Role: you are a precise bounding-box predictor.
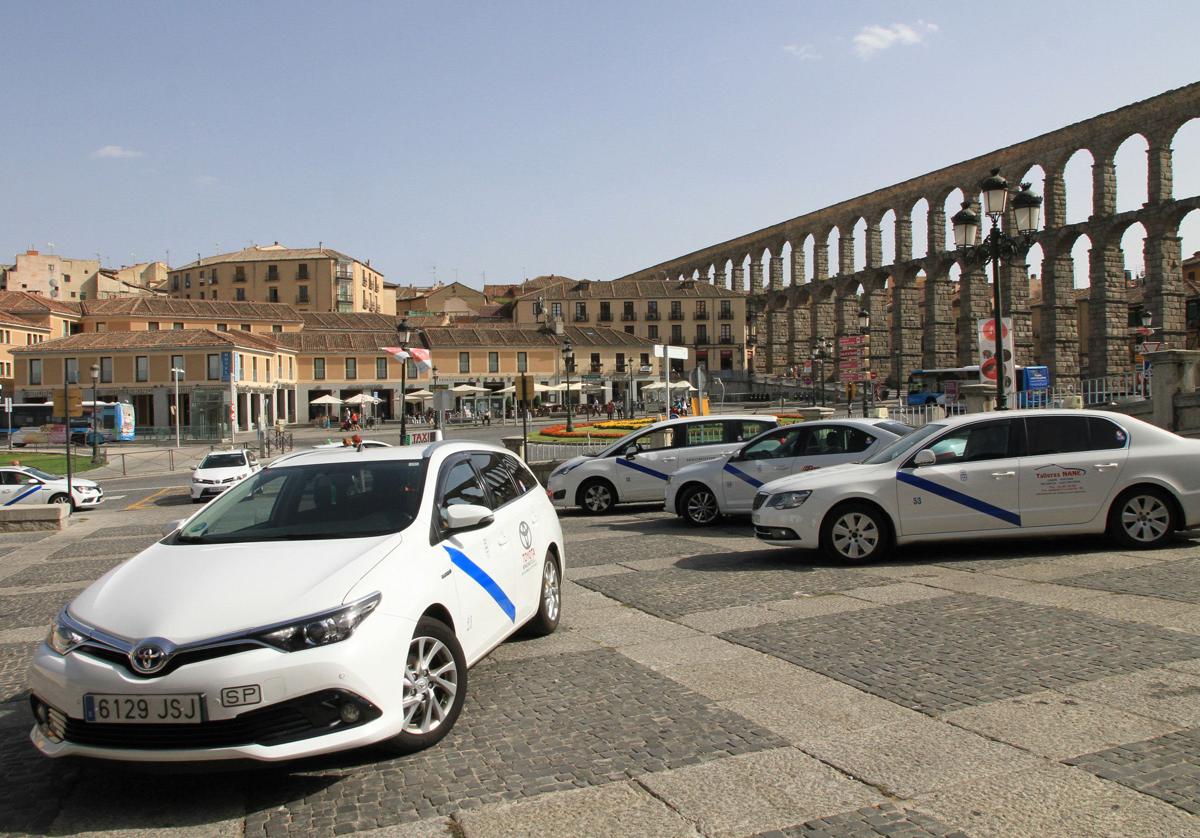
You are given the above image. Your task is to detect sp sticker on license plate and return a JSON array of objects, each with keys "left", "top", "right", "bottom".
[{"left": 219, "top": 684, "right": 262, "bottom": 707}]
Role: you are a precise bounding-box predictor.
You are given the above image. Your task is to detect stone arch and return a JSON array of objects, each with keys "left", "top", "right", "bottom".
[
  {"left": 1113, "top": 133, "right": 1150, "bottom": 214},
  {"left": 1063, "top": 147, "right": 1096, "bottom": 224},
  {"left": 1172, "top": 117, "right": 1200, "bottom": 202},
  {"left": 852, "top": 217, "right": 869, "bottom": 272},
  {"left": 781, "top": 240, "right": 794, "bottom": 288},
  {"left": 826, "top": 226, "right": 842, "bottom": 278},
  {"left": 909, "top": 198, "right": 930, "bottom": 259},
  {"left": 801, "top": 232, "right": 817, "bottom": 282},
  {"left": 878, "top": 208, "right": 897, "bottom": 267},
  {"left": 941, "top": 187, "right": 969, "bottom": 252},
  {"left": 1016, "top": 163, "right": 1048, "bottom": 229}
]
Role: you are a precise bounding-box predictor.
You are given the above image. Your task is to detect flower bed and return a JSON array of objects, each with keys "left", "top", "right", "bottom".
[{"left": 538, "top": 417, "right": 655, "bottom": 440}]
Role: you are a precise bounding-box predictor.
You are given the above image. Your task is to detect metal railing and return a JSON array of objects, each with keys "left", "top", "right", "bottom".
[{"left": 525, "top": 439, "right": 610, "bottom": 461}]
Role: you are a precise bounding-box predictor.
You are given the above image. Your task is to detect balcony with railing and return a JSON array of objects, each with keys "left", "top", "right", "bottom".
[
  {"left": 335, "top": 266, "right": 354, "bottom": 280},
  {"left": 694, "top": 309, "right": 708, "bottom": 319},
  {"left": 598, "top": 312, "right": 613, "bottom": 322},
  {"left": 719, "top": 337, "right": 735, "bottom": 344},
  {"left": 621, "top": 312, "right": 637, "bottom": 321},
  {"left": 668, "top": 310, "right": 684, "bottom": 321},
  {"left": 590, "top": 363, "right": 603, "bottom": 374},
  {"left": 718, "top": 309, "right": 734, "bottom": 320},
  {"left": 645, "top": 310, "right": 660, "bottom": 321},
  {"left": 573, "top": 313, "right": 589, "bottom": 322},
  {"left": 295, "top": 294, "right": 310, "bottom": 305}
]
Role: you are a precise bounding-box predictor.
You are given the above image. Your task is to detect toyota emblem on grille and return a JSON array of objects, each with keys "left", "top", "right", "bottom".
[
  {"left": 519, "top": 521, "right": 533, "bottom": 549},
  {"left": 131, "top": 642, "right": 169, "bottom": 674}
]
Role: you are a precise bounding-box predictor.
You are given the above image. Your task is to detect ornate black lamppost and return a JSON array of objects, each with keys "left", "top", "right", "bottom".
[
  {"left": 858, "top": 309, "right": 871, "bottom": 416},
  {"left": 951, "top": 170, "right": 1043, "bottom": 410},
  {"left": 562, "top": 336, "right": 575, "bottom": 433}
]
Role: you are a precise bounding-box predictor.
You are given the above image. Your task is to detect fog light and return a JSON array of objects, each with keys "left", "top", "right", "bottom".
[
  {"left": 32, "top": 699, "right": 48, "bottom": 724},
  {"left": 339, "top": 702, "right": 361, "bottom": 724}
]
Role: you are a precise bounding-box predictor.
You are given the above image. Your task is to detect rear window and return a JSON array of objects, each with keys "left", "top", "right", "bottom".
[
  {"left": 684, "top": 422, "right": 725, "bottom": 446},
  {"left": 1088, "top": 416, "right": 1129, "bottom": 450},
  {"left": 878, "top": 421, "right": 915, "bottom": 437},
  {"left": 1025, "top": 416, "right": 1094, "bottom": 456}
]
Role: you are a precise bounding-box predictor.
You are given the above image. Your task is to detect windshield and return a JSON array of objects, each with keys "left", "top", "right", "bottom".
[
  {"left": 199, "top": 453, "right": 247, "bottom": 469},
  {"left": 861, "top": 423, "right": 945, "bottom": 465},
  {"left": 176, "top": 459, "right": 426, "bottom": 544},
  {"left": 24, "top": 467, "right": 59, "bottom": 481}
]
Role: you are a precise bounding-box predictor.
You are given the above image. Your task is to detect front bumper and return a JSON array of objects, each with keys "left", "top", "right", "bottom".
[
  {"left": 751, "top": 504, "right": 819, "bottom": 547},
  {"left": 28, "top": 611, "right": 413, "bottom": 762},
  {"left": 73, "top": 490, "right": 104, "bottom": 508},
  {"left": 190, "top": 482, "right": 234, "bottom": 500}
]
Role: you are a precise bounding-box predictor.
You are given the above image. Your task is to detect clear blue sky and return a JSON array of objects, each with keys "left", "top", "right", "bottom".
[{"left": 2, "top": 1, "right": 1197, "bottom": 288}]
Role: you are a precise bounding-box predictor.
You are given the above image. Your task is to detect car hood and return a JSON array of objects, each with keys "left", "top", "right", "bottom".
[
  {"left": 68, "top": 535, "right": 398, "bottom": 644},
  {"left": 193, "top": 466, "right": 250, "bottom": 481},
  {"left": 758, "top": 461, "right": 880, "bottom": 495},
  {"left": 550, "top": 455, "right": 595, "bottom": 477}
]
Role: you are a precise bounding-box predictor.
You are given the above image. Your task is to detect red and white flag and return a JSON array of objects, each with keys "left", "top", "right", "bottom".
[{"left": 382, "top": 346, "right": 432, "bottom": 372}]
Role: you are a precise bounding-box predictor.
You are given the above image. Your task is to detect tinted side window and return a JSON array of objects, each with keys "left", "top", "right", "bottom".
[
  {"left": 928, "top": 420, "right": 1013, "bottom": 464},
  {"left": 0, "top": 472, "right": 20, "bottom": 485},
  {"left": 1025, "top": 416, "right": 1093, "bottom": 456},
  {"left": 471, "top": 453, "right": 521, "bottom": 508},
  {"left": 630, "top": 427, "right": 675, "bottom": 452},
  {"left": 684, "top": 422, "right": 725, "bottom": 447},
  {"left": 742, "top": 427, "right": 804, "bottom": 460},
  {"left": 507, "top": 457, "right": 540, "bottom": 494},
  {"left": 1088, "top": 417, "right": 1129, "bottom": 450},
  {"left": 440, "top": 460, "right": 487, "bottom": 508}
]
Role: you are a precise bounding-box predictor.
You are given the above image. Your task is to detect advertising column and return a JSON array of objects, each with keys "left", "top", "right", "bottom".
[{"left": 976, "top": 317, "right": 1016, "bottom": 403}]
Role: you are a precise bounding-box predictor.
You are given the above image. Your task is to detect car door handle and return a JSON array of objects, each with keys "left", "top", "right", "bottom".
[
  {"left": 991, "top": 471, "right": 1015, "bottom": 479},
  {"left": 1094, "top": 462, "right": 1119, "bottom": 471},
  {"left": 660, "top": 456, "right": 676, "bottom": 463}
]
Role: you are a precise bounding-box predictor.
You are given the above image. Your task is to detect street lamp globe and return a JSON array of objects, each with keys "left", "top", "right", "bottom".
[
  {"left": 1012, "top": 182, "right": 1043, "bottom": 234},
  {"left": 1141, "top": 309, "right": 1153, "bottom": 329},
  {"left": 951, "top": 202, "right": 980, "bottom": 249},
  {"left": 90, "top": 364, "right": 99, "bottom": 383},
  {"left": 396, "top": 317, "right": 411, "bottom": 345},
  {"left": 857, "top": 308, "right": 871, "bottom": 334},
  {"left": 981, "top": 168, "right": 1010, "bottom": 217}
]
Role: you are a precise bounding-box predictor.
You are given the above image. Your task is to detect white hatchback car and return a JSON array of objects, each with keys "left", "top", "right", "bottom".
[
  {"left": 665, "top": 418, "right": 913, "bottom": 526},
  {"left": 189, "top": 449, "right": 261, "bottom": 502},
  {"left": 29, "top": 441, "right": 564, "bottom": 762},
  {"left": 0, "top": 466, "right": 103, "bottom": 511},
  {"left": 545, "top": 414, "right": 778, "bottom": 514},
  {"left": 752, "top": 409, "right": 1200, "bottom": 563}
]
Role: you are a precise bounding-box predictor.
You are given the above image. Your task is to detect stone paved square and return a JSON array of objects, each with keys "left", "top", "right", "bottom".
[
  {"left": 47, "top": 535, "right": 160, "bottom": 561},
  {"left": 577, "top": 551, "right": 887, "bottom": 618},
  {"left": 0, "top": 642, "right": 36, "bottom": 702},
  {"left": 752, "top": 802, "right": 971, "bottom": 838},
  {"left": 723, "top": 594, "right": 1200, "bottom": 713},
  {"left": 1066, "top": 727, "right": 1200, "bottom": 815},
  {"left": 88, "top": 525, "right": 168, "bottom": 539},
  {"left": 0, "top": 557, "right": 126, "bottom": 588},
  {"left": 0, "top": 589, "right": 82, "bottom": 632},
  {"left": 568, "top": 533, "right": 715, "bottom": 568},
  {"left": 242, "top": 649, "right": 787, "bottom": 834},
  {"left": 1058, "top": 557, "right": 1200, "bottom": 605}
]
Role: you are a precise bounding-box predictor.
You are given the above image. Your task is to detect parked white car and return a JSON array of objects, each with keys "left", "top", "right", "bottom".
[
  {"left": 189, "top": 450, "right": 261, "bottom": 502},
  {"left": 545, "top": 414, "right": 778, "bottom": 514},
  {"left": 665, "top": 418, "right": 913, "bottom": 526},
  {"left": 0, "top": 466, "right": 103, "bottom": 511},
  {"left": 29, "top": 441, "right": 564, "bottom": 762},
  {"left": 752, "top": 409, "right": 1200, "bottom": 563}
]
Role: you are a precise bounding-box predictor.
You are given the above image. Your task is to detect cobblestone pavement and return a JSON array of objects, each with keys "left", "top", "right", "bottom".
[{"left": 0, "top": 502, "right": 1199, "bottom": 836}]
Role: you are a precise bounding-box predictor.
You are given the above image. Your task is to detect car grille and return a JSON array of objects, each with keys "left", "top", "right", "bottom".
[
  {"left": 752, "top": 492, "right": 768, "bottom": 511},
  {"left": 77, "top": 642, "right": 264, "bottom": 678},
  {"left": 56, "top": 689, "right": 380, "bottom": 750}
]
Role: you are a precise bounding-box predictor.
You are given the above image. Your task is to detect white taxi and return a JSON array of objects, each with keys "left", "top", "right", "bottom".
[
  {"left": 665, "top": 418, "right": 912, "bottom": 526},
  {"left": 545, "top": 414, "right": 778, "bottom": 514},
  {"left": 28, "top": 441, "right": 564, "bottom": 762},
  {"left": 0, "top": 466, "right": 104, "bottom": 511},
  {"left": 189, "top": 449, "right": 261, "bottom": 502},
  {"left": 752, "top": 409, "right": 1200, "bottom": 563}
]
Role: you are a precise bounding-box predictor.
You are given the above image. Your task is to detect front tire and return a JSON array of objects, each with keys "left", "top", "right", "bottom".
[
  {"left": 382, "top": 617, "right": 467, "bottom": 755},
  {"left": 526, "top": 554, "right": 561, "bottom": 636},
  {"left": 820, "top": 502, "right": 890, "bottom": 564},
  {"left": 679, "top": 483, "right": 721, "bottom": 527},
  {"left": 48, "top": 494, "right": 75, "bottom": 512},
  {"left": 1109, "top": 487, "right": 1176, "bottom": 549},
  {"left": 577, "top": 478, "right": 616, "bottom": 515}
]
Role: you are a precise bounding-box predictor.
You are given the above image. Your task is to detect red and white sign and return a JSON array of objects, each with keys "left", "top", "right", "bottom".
[
  {"left": 977, "top": 318, "right": 1017, "bottom": 401},
  {"left": 382, "top": 346, "right": 433, "bottom": 373}
]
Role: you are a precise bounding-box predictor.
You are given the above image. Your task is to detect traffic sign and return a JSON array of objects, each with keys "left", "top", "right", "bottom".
[
  {"left": 1142, "top": 341, "right": 1163, "bottom": 352},
  {"left": 515, "top": 374, "right": 536, "bottom": 403},
  {"left": 52, "top": 391, "right": 83, "bottom": 418}
]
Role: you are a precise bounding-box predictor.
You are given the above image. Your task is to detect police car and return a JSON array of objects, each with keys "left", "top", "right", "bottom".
[
  {"left": 665, "top": 418, "right": 912, "bottom": 526},
  {"left": 752, "top": 409, "right": 1200, "bottom": 563},
  {"left": 29, "top": 440, "right": 564, "bottom": 762},
  {"left": 545, "top": 414, "right": 778, "bottom": 514}
]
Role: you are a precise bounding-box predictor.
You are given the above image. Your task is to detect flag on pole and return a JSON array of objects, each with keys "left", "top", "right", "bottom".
[{"left": 382, "top": 346, "right": 432, "bottom": 373}]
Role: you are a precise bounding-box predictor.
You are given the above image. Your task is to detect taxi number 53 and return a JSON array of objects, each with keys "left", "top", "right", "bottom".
[{"left": 912, "top": 496, "right": 923, "bottom": 505}]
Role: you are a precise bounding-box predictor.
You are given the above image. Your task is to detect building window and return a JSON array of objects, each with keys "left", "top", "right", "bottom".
[
  {"left": 696, "top": 325, "right": 708, "bottom": 344},
  {"left": 173, "top": 322, "right": 184, "bottom": 330},
  {"left": 624, "top": 326, "right": 634, "bottom": 335},
  {"left": 171, "top": 355, "right": 184, "bottom": 376},
  {"left": 234, "top": 266, "right": 246, "bottom": 282},
  {"left": 240, "top": 324, "right": 251, "bottom": 331},
  {"left": 648, "top": 325, "right": 659, "bottom": 340},
  {"left": 550, "top": 302, "right": 562, "bottom": 319},
  {"left": 95, "top": 322, "right": 107, "bottom": 332},
  {"left": 288, "top": 357, "right": 294, "bottom": 379},
  {"left": 236, "top": 288, "right": 246, "bottom": 301},
  {"left": 516, "top": 351, "right": 527, "bottom": 372},
  {"left": 209, "top": 268, "right": 218, "bottom": 284},
  {"left": 136, "top": 356, "right": 149, "bottom": 382},
  {"left": 696, "top": 302, "right": 707, "bottom": 318},
  {"left": 217, "top": 323, "right": 228, "bottom": 332},
  {"left": 590, "top": 352, "right": 600, "bottom": 372},
  {"left": 720, "top": 349, "right": 733, "bottom": 370},
  {"left": 171, "top": 276, "right": 180, "bottom": 291},
  {"left": 376, "top": 357, "right": 387, "bottom": 379},
  {"left": 720, "top": 323, "right": 732, "bottom": 342},
  {"left": 599, "top": 302, "right": 611, "bottom": 321},
  {"left": 100, "top": 356, "right": 113, "bottom": 383},
  {"left": 184, "top": 275, "right": 191, "bottom": 289},
  {"left": 298, "top": 264, "right": 309, "bottom": 280},
  {"left": 272, "top": 324, "right": 282, "bottom": 333},
  {"left": 640, "top": 352, "right": 650, "bottom": 367},
  {"left": 199, "top": 292, "right": 205, "bottom": 300},
  {"left": 266, "top": 359, "right": 271, "bottom": 381},
  {"left": 623, "top": 301, "right": 635, "bottom": 320},
  {"left": 268, "top": 287, "right": 279, "bottom": 303},
  {"left": 297, "top": 286, "right": 309, "bottom": 303},
  {"left": 488, "top": 351, "right": 499, "bottom": 373},
  {"left": 647, "top": 300, "right": 659, "bottom": 319},
  {"left": 345, "top": 358, "right": 357, "bottom": 380},
  {"left": 616, "top": 352, "right": 625, "bottom": 372},
  {"left": 207, "top": 354, "right": 220, "bottom": 380},
  {"left": 671, "top": 325, "right": 683, "bottom": 343},
  {"left": 719, "top": 300, "right": 733, "bottom": 319},
  {"left": 267, "top": 265, "right": 278, "bottom": 281},
  {"left": 29, "top": 359, "right": 41, "bottom": 385},
  {"left": 459, "top": 352, "right": 470, "bottom": 373},
  {"left": 252, "top": 357, "right": 258, "bottom": 382},
  {"left": 574, "top": 302, "right": 587, "bottom": 322},
  {"left": 211, "top": 290, "right": 218, "bottom": 300},
  {"left": 148, "top": 322, "right": 159, "bottom": 331},
  {"left": 314, "top": 358, "right": 326, "bottom": 380},
  {"left": 65, "top": 358, "right": 79, "bottom": 384}
]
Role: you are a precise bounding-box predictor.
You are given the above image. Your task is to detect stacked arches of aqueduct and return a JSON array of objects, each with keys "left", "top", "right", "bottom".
[{"left": 616, "top": 82, "right": 1200, "bottom": 388}]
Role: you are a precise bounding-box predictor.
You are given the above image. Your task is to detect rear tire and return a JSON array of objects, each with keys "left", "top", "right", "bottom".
[
  {"left": 381, "top": 617, "right": 466, "bottom": 755},
  {"left": 577, "top": 478, "right": 616, "bottom": 515},
  {"left": 1108, "top": 487, "right": 1176, "bottom": 549},
  {"left": 679, "top": 483, "right": 721, "bottom": 527},
  {"left": 820, "top": 502, "right": 890, "bottom": 564}
]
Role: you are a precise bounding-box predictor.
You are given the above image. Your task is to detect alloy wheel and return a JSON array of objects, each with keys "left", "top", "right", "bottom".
[
  {"left": 685, "top": 488, "right": 719, "bottom": 524},
  {"left": 583, "top": 484, "right": 612, "bottom": 512},
  {"left": 542, "top": 560, "right": 560, "bottom": 623},
  {"left": 830, "top": 511, "right": 879, "bottom": 560},
  {"left": 402, "top": 635, "right": 459, "bottom": 735},
  {"left": 1121, "top": 494, "right": 1170, "bottom": 543}
]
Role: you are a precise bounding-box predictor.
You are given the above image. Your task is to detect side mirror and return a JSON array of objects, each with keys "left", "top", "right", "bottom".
[
  {"left": 442, "top": 503, "right": 494, "bottom": 531},
  {"left": 913, "top": 449, "right": 937, "bottom": 467},
  {"left": 623, "top": 445, "right": 638, "bottom": 459},
  {"left": 161, "top": 518, "right": 186, "bottom": 537},
  {"left": 190, "top": 465, "right": 197, "bottom": 471},
  {"left": 26, "top": 478, "right": 39, "bottom": 485}
]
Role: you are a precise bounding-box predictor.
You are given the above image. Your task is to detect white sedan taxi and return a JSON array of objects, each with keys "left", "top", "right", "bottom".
[
  {"left": 665, "top": 418, "right": 913, "bottom": 526},
  {"left": 189, "top": 449, "right": 261, "bottom": 502},
  {"left": 0, "top": 466, "right": 103, "bottom": 511},
  {"left": 28, "top": 440, "right": 564, "bottom": 762},
  {"left": 546, "top": 414, "right": 778, "bottom": 514},
  {"left": 752, "top": 409, "right": 1200, "bottom": 563}
]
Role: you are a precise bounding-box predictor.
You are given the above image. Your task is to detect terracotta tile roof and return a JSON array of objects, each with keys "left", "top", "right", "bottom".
[
  {"left": 482, "top": 284, "right": 519, "bottom": 299},
  {"left": 273, "top": 331, "right": 399, "bottom": 353},
  {"left": 0, "top": 312, "right": 51, "bottom": 331},
  {"left": 0, "top": 290, "right": 83, "bottom": 317},
  {"left": 393, "top": 283, "right": 441, "bottom": 300},
  {"left": 301, "top": 312, "right": 400, "bottom": 331},
  {"left": 171, "top": 244, "right": 381, "bottom": 274},
  {"left": 420, "top": 325, "right": 651, "bottom": 348},
  {"left": 517, "top": 277, "right": 745, "bottom": 301},
  {"left": 10, "top": 328, "right": 284, "bottom": 354},
  {"left": 80, "top": 297, "right": 303, "bottom": 321}
]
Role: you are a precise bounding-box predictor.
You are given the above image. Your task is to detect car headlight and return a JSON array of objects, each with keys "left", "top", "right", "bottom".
[
  {"left": 255, "top": 593, "right": 382, "bottom": 652},
  {"left": 765, "top": 490, "right": 812, "bottom": 510},
  {"left": 46, "top": 616, "right": 87, "bottom": 655}
]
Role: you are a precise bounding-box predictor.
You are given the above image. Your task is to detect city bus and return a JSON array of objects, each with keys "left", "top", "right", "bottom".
[
  {"left": 906, "top": 365, "right": 1048, "bottom": 406},
  {"left": 4, "top": 401, "right": 136, "bottom": 444}
]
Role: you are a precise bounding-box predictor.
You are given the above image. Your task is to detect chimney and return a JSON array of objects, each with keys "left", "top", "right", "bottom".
[{"left": 26, "top": 250, "right": 38, "bottom": 256}]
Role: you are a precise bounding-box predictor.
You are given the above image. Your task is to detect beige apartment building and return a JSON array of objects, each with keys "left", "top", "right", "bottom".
[
  {"left": 511, "top": 277, "right": 749, "bottom": 374},
  {"left": 166, "top": 244, "right": 395, "bottom": 315},
  {"left": 1, "top": 251, "right": 99, "bottom": 300}
]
